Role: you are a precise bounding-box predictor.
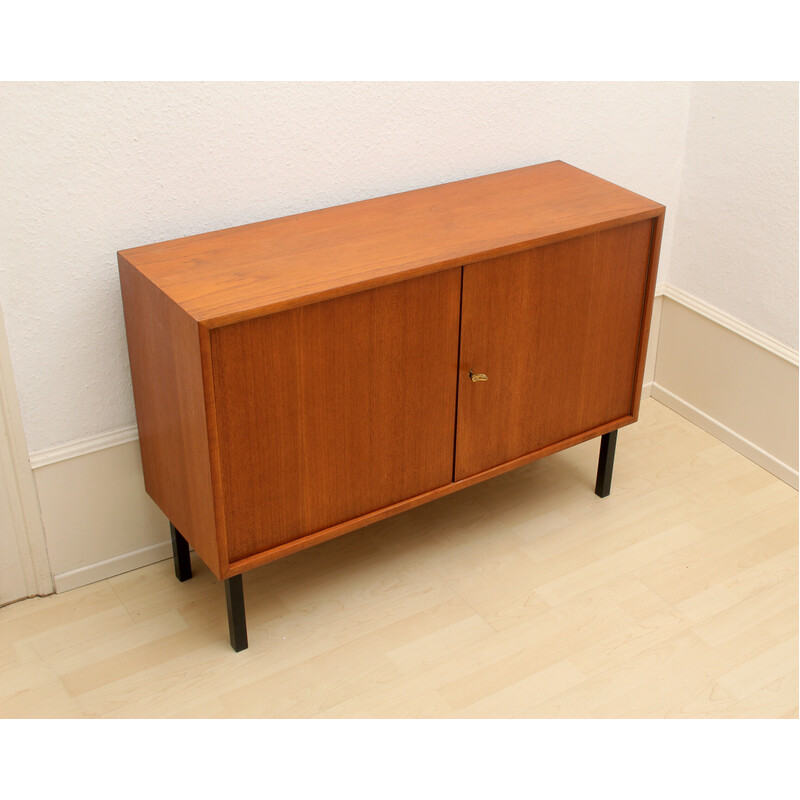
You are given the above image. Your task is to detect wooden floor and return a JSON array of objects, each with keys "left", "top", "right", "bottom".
[{"left": 1, "top": 398, "right": 797, "bottom": 718}]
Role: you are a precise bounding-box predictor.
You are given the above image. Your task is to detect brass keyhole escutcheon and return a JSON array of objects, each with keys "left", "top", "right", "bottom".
[{"left": 469, "top": 369, "right": 488, "bottom": 382}]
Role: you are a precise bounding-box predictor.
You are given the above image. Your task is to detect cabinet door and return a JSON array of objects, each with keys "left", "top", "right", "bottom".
[
  {"left": 211, "top": 268, "right": 461, "bottom": 563},
  {"left": 455, "top": 220, "right": 653, "bottom": 481}
]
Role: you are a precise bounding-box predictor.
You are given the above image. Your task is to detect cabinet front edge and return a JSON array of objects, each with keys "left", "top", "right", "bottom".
[
  {"left": 194, "top": 210, "right": 666, "bottom": 330},
  {"left": 222, "top": 414, "right": 635, "bottom": 578}
]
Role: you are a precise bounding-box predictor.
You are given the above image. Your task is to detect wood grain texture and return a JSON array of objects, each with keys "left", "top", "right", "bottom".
[
  {"left": 118, "top": 161, "right": 664, "bottom": 328},
  {"left": 211, "top": 269, "right": 462, "bottom": 563},
  {"left": 118, "top": 259, "right": 221, "bottom": 576},
  {"left": 197, "top": 324, "right": 229, "bottom": 571},
  {"left": 118, "top": 161, "right": 665, "bottom": 585},
  {"left": 630, "top": 211, "right": 665, "bottom": 421},
  {"left": 226, "top": 414, "right": 632, "bottom": 577},
  {"left": 455, "top": 221, "right": 653, "bottom": 480}
]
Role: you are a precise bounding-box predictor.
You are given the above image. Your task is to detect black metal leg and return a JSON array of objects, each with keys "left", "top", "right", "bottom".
[
  {"left": 170, "top": 523, "right": 192, "bottom": 581},
  {"left": 595, "top": 430, "right": 618, "bottom": 498},
  {"left": 225, "top": 575, "right": 248, "bottom": 652}
]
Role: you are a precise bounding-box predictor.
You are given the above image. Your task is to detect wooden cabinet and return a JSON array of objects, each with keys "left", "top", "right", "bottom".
[
  {"left": 118, "top": 161, "right": 664, "bottom": 650},
  {"left": 456, "top": 220, "right": 654, "bottom": 479},
  {"left": 211, "top": 270, "right": 462, "bottom": 562}
]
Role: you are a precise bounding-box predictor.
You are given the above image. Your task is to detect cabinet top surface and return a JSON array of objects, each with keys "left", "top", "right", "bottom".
[{"left": 118, "top": 160, "right": 664, "bottom": 327}]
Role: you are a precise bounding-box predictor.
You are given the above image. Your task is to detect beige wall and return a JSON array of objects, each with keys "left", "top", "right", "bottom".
[
  {"left": 33, "top": 441, "right": 167, "bottom": 592},
  {"left": 652, "top": 294, "right": 798, "bottom": 488}
]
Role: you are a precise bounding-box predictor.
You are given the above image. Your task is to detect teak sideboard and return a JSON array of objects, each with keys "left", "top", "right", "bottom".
[{"left": 118, "top": 161, "right": 665, "bottom": 651}]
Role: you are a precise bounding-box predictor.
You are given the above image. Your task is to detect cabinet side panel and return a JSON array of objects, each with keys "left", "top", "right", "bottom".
[
  {"left": 212, "top": 268, "right": 462, "bottom": 562},
  {"left": 118, "top": 257, "right": 221, "bottom": 576},
  {"left": 630, "top": 211, "right": 665, "bottom": 420},
  {"left": 456, "top": 220, "right": 653, "bottom": 480}
]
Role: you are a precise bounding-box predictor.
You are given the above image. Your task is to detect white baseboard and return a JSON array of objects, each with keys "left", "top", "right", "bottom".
[
  {"left": 53, "top": 540, "right": 173, "bottom": 593},
  {"left": 656, "top": 283, "right": 799, "bottom": 366},
  {"left": 650, "top": 383, "right": 799, "bottom": 490},
  {"left": 29, "top": 425, "right": 139, "bottom": 470}
]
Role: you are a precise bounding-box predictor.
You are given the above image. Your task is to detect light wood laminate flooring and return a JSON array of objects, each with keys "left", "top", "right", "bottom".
[{"left": 1, "top": 399, "right": 797, "bottom": 718}]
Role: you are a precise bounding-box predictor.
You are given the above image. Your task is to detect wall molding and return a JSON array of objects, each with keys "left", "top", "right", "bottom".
[
  {"left": 29, "top": 424, "right": 139, "bottom": 469},
  {"left": 655, "top": 283, "right": 799, "bottom": 366},
  {"left": 650, "top": 382, "right": 798, "bottom": 489},
  {"left": 52, "top": 539, "right": 173, "bottom": 593},
  {"left": 652, "top": 285, "right": 798, "bottom": 490}
]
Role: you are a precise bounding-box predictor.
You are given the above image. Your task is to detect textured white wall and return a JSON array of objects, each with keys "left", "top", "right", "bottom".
[
  {"left": 669, "top": 82, "right": 799, "bottom": 349},
  {"left": 0, "top": 80, "right": 724, "bottom": 454}
]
